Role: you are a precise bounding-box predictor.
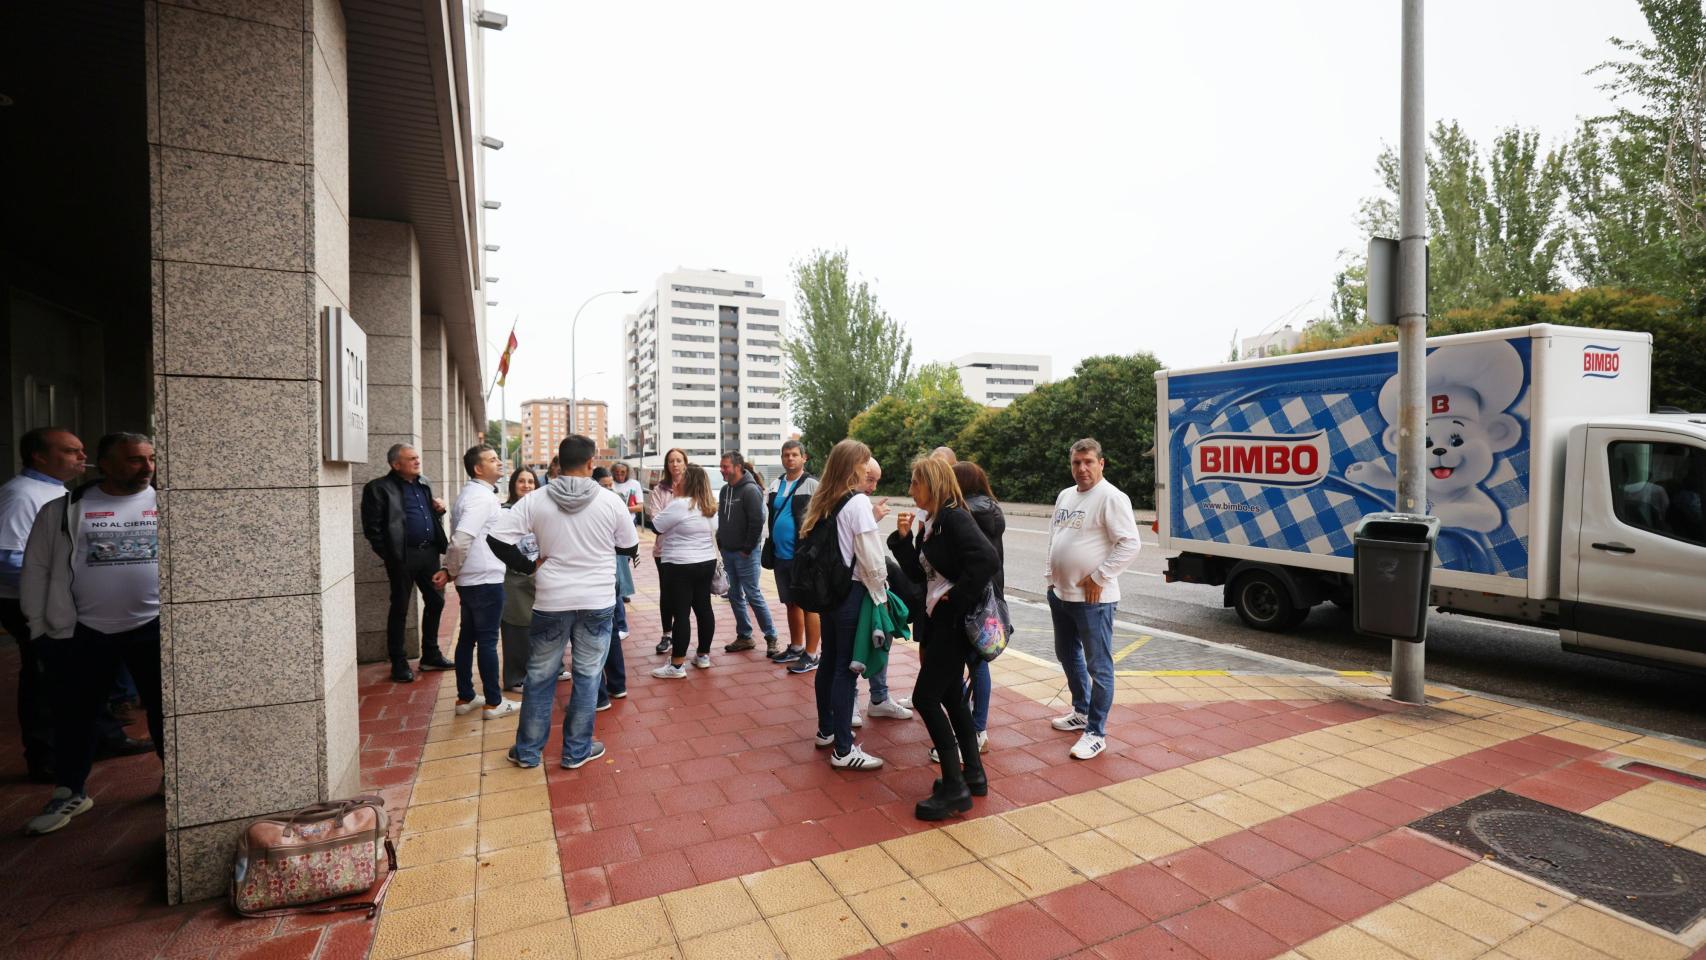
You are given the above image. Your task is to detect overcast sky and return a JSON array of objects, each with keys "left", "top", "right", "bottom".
[{"left": 481, "top": 1, "right": 1653, "bottom": 434}]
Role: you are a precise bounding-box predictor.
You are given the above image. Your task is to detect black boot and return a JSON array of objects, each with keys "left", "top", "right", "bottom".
[
  {"left": 933, "top": 768, "right": 988, "bottom": 798},
  {"left": 915, "top": 779, "right": 973, "bottom": 821}
]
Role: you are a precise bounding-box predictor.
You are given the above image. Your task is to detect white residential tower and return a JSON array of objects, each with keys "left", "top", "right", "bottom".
[{"left": 953, "top": 352, "right": 1053, "bottom": 407}]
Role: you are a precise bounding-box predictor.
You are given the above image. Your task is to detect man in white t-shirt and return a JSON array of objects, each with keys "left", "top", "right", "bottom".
[
  {"left": 446, "top": 444, "right": 518, "bottom": 721},
  {"left": 1044, "top": 438, "right": 1141, "bottom": 761},
  {"left": 19, "top": 432, "right": 163, "bottom": 835},
  {"left": 489, "top": 435, "right": 639, "bottom": 769}
]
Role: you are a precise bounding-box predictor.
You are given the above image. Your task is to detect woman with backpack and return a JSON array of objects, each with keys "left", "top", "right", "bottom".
[
  {"left": 796, "top": 438, "right": 891, "bottom": 771},
  {"left": 888, "top": 456, "right": 998, "bottom": 819},
  {"left": 645, "top": 448, "right": 688, "bottom": 654},
  {"left": 649, "top": 463, "right": 720, "bottom": 678}
]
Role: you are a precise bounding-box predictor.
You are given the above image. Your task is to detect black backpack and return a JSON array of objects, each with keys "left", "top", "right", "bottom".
[{"left": 789, "top": 492, "right": 856, "bottom": 613}]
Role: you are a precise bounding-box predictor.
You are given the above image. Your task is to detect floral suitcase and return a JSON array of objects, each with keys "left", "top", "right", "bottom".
[{"left": 231, "top": 795, "right": 397, "bottom": 918}]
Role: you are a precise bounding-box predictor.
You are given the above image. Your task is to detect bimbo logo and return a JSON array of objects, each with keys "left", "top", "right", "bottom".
[
  {"left": 1192, "top": 431, "right": 1330, "bottom": 488},
  {"left": 1582, "top": 344, "right": 1621, "bottom": 379}
]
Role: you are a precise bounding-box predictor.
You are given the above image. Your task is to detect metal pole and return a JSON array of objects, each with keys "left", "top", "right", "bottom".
[{"left": 1391, "top": 0, "right": 1429, "bottom": 705}]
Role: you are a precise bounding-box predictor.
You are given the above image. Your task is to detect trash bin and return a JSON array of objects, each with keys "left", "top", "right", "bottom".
[{"left": 1353, "top": 513, "right": 1440, "bottom": 641}]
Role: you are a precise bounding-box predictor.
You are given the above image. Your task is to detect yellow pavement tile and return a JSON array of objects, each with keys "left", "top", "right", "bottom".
[
  {"left": 659, "top": 877, "right": 762, "bottom": 941},
  {"left": 401, "top": 824, "right": 479, "bottom": 867},
  {"left": 944, "top": 814, "right": 1033, "bottom": 858},
  {"left": 1098, "top": 815, "right": 1193, "bottom": 860},
  {"left": 1296, "top": 925, "right": 1414, "bottom": 960},
  {"left": 404, "top": 797, "right": 480, "bottom": 836},
  {"left": 1292, "top": 730, "right": 1364, "bottom": 756},
  {"left": 473, "top": 917, "right": 576, "bottom": 960},
  {"left": 1615, "top": 782, "right": 1706, "bottom": 828},
  {"left": 1194, "top": 790, "right": 1284, "bottom": 829},
  {"left": 423, "top": 735, "right": 487, "bottom": 762},
  {"left": 370, "top": 894, "right": 476, "bottom": 960},
  {"left": 1050, "top": 790, "right": 1141, "bottom": 829},
  {"left": 987, "top": 844, "right": 1080, "bottom": 897},
  {"left": 479, "top": 785, "right": 551, "bottom": 822},
  {"left": 740, "top": 861, "right": 840, "bottom": 918},
  {"left": 483, "top": 747, "right": 520, "bottom": 771},
  {"left": 1542, "top": 904, "right": 1691, "bottom": 960},
  {"left": 428, "top": 718, "right": 484, "bottom": 742},
  {"left": 1563, "top": 720, "right": 1639, "bottom": 743},
  {"left": 388, "top": 857, "right": 479, "bottom": 911},
  {"left": 1099, "top": 778, "right": 1184, "bottom": 814},
  {"left": 1499, "top": 925, "right": 1619, "bottom": 960},
  {"left": 915, "top": 861, "right": 1025, "bottom": 922},
  {"left": 1583, "top": 799, "right": 1692, "bottom": 843},
  {"left": 1353, "top": 903, "right": 1485, "bottom": 960},
  {"left": 1148, "top": 803, "right": 1242, "bottom": 844},
  {"left": 1680, "top": 828, "right": 1706, "bottom": 856},
  {"left": 418, "top": 754, "right": 484, "bottom": 782},
  {"left": 1222, "top": 745, "right": 1301, "bottom": 777},
  {"left": 573, "top": 898, "right": 674, "bottom": 960},
  {"left": 1237, "top": 777, "right": 1322, "bottom": 814},
  {"left": 1379, "top": 738, "right": 1456, "bottom": 766},
  {"left": 680, "top": 919, "right": 781, "bottom": 960},
  {"left": 1345, "top": 746, "right": 1425, "bottom": 777},
  {"left": 1146, "top": 767, "right": 1224, "bottom": 801},
  {"left": 1400, "top": 883, "right": 1529, "bottom": 946},
  {"left": 1189, "top": 756, "right": 1265, "bottom": 789},
  {"left": 480, "top": 764, "right": 548, "bottom": 792},
  {"left": 1441, "top": 863, "right": 1571, "bottom": 922},
  {"left": 880, "top": 828, "right": 976, "bottom": 877},
  {"left": 1406, "top": 731, "right": 1476, "bottom": 757},
  {"left": 1263, "top": 739, "right": 1336, "bottom": 767},
  {"left": 476, "top": 838, "right": 560, "bottom": 891},
  {"left": 1003, "top": 803, "right": 1088, "bottom": 844},
  {"left": 1273, "top": 766, "right": 1358, "bottom": 802},
  {"left": 813, "top": 845, "right": 910, "bottom": 897},
  {"left": 478, "top": 810, "right": 557, "bottom": 853},
  {"left": 413, "top": 772, "right": 485, "bottom": 806},
  {"left": 475, "top": 874, "right": 568, "bottom": 939},
  {"left": 766, "top": 900, "right": 877, "bottom": 960},
  {"left": 1310, "top": 755, "right": 1388, "bottom": 788},
  {"left": 846, "top": 878, "right": 956, "bottom": 945},
  {"left": 1044, "top": 830, "right": 1137, "bottom": 879}
]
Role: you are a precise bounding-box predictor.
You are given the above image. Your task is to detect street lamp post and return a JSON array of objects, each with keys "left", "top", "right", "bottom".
[{"left": 570, "top": 288, "right": 638, "bottom": 440}]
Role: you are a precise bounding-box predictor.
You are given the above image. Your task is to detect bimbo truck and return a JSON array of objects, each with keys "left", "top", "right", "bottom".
[{"left": 1154, "top": 324, "right": 1706, "bottom": 672}]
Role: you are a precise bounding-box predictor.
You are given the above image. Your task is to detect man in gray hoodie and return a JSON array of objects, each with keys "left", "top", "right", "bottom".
[
  {"left": 716, "top": 451, "right": 778, "bottom": 655},
  {"left": 488, "top": 435, "right": 638, "bottom": 769}
]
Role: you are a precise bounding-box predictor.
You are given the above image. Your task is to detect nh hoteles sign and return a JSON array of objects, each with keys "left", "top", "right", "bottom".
[{"left": 321, "top": 306, "right": 369, "bottom": 463}]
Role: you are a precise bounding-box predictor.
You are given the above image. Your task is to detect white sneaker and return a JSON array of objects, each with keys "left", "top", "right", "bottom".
[
  {"left": 693, "top": 654, "right": 712, "bottom": 669},
  {"left": 1070, "top": 733, "right": 1106, "bottom": 760},
  {"left": 483, "top": 698, "right": 520, "bottom": 720},
  {"left": 1051, "top": 712, "right": 1089, "bottom": 732},
  {"left": 454, "top": 696, "right": 486, "bottom": 715},
  {"left": 619, "top": 630, "right": 631, "bottom": 640},
  {"left": 977, "top": 730, "right": 989, "bottom": 753},
  {"left": 558, "top": 669, "right": 572, "bottom": 681},
  {"left": 851, "top": 711, "right": 863, "bottom": 728},
  {"left": 894, "top": 697, "right": 913, "bottom": 710},
  {"left": 829, "top": 744, "right": 884, "bottom": 770},
  {"left": 814, "top": 731, "right": 835, "bottom": 748},
  {"left": 868, "top": 699, "right": 913, "bottom": 720},
  {"left": 24, "top": 788, "right": 92, "bottom": 836},
  {"left": 651, "top": 663, "right": 687, "bottom": 679}
]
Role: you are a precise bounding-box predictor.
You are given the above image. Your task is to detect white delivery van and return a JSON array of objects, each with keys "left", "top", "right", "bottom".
[{"left": 1155, "top": 324, "right": 1706, "bottom": 672}]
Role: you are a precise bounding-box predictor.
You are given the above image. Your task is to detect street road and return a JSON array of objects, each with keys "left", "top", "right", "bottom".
[{"left": 977, "top": 510, "right": 1703, "bottom": 739}]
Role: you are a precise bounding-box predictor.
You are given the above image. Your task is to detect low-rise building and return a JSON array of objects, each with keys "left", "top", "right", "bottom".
[{"left": 953, "top": 352, "right": 1053, "bottom": 407}]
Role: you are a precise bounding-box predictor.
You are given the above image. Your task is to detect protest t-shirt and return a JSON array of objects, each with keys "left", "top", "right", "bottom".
[{"left": 72, "top": 487, "right": 160, "bottom": 632}]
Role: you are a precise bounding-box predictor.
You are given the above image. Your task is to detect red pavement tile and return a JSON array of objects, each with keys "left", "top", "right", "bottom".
[
  {"left": 1202, "top": 832, "right": 1308, "bottom": 880},
  {"left": 587, "top": 792, "right": 663, "bottom": 830},
  {"left": 719, "top": 771, "right": 789, "bottom": 804},
  {"left": 1270, "top": 863, "right": 1389, "bottom": 922},
  {"left": 984, "top": 748, "right": 1052, "bottom": 778},
  {"left": 682, "top": 835, "right": 773, "bottom": 884},
  {"left": 1362, "top": 830, "right": 1476, "bottom": 880},
  {"left": 634, "top": 819, "right": 714, "bottom": 856},
  {"left": 1220, "top": 883, "right": 1341, "bottom": 947},
  {"left": 610, "top": 763, "right": 683, "bottom": 795},
  {"left": 775, "top": 758, "right": 846, "bottom": 790},
  {"left": 1400, "top": 765, "right": 1490, "bottom": 802},
  {"left": 733, "top": 744, "right": 794, "bottom": 773},
  {"left": 1166, "top": 736, "right": 1228, "bottom": 762},
  {"left": 559, "top": 825, "right": 641, "bottom": 869},
  {"left": 1098, "top": 863, "right": 1209, "bottom": 922},
  {"left": 1334, "top": 789, "right": 1426, "bottom": 828},
  {"left": 823, "top": 777, "right": 900, "bottom": 814},
  {"left": 56, "top": 915, "right": 185, "bottom": 960},
  {"left": 1294, "top": 801, "right": 1386, "bottom": 843},
  {"left": 703, "top": 799, "right": 782, "bottom": 838},
  {"left": 989, "top": 773, "right": 1068, "bottom": 805},
  {"left": 889, "top": 922, "right": 999, "bottom": 960},
  {"left": 966, "top": 902, "right": 1085, "bottom": 960},
  {"left": 655, "top": 779, "right": 725, "bottom": 816},
  {"left": 551, "top": 803, "right": 592, "bottom": 837},
  {"left": 206, "top": 929, "right": 323, "bottom": 960},
  {"left": 303, "top": 920, "right": 376, "bottom": 960},
  {"left": 1368, "top": 775, "right": 1457, "bottom": 814},
  {"left": 1154, "top": 848, "right": 1259, "bottom": 900},
  {"left": 1505, "top": 776, "right": 1606, "bottom": 812},
  {"left": 547, "top": 772, "right": 619, "bottom": 806},
  {"left": 1435, "top": 754, "right": 1520, "bottom": 789},
  {"left": 607, "top": 850, "right": 699, "bottom": 905},
  {"left": 1093, "top": 924, "right": 1207, "bottom": 960},
  {"left": 1036, "top": 883, "right": 1149, "bottom": 945},
  {"left": 764, "top": 787, "right": 835, "bottom": 825},
  {"left": 1318, "top": 845, "right": 1432, "bottom": 900},
  {"left": 754, "top": 820, "right": 842, "bottom": 864},
  {"left": 564, "top": 865, "right": 612, "bottom": 914},
  {"left": 158, "top": 910, "right": 279, "bottom": 957},
  {"left": 1046, "top": 762, "right": 1116, "bottom": 795},
  {"left": 1158, "top": 902, "right": 1288, "bottom": 960},
  {"left": 674, "top": 755, "right": 740, "bottom": 785},
  {"left": 821, "top": 807, "right": 905, "bottom": 849}
]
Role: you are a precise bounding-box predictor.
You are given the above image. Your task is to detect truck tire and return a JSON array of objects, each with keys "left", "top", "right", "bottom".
[{"left": 1232, "top": 570, "right": 1308, "bottom": 631}]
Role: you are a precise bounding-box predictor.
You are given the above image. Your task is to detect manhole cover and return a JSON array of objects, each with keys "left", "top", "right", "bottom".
[{"left": 1411, "top": 790, "right": 1706, "bottom": 934}]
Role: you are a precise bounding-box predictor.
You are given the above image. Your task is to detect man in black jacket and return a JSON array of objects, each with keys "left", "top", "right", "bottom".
[
  {"left": 716, "top": 451, "right": 779, "bottom": 655},
  {"left": 361, "top": 443, "right": 453, "bottom": 682}
]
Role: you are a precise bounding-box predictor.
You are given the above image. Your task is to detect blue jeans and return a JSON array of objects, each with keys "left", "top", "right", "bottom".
[
  {"left": 966, "top": 659, "right": 991, "bottom": 731},
  {"left": 454, "top": 583, "right": 505, "bottom": 704},
  {"left": 815, "top": 585, "right": 865, "bottom": 754},
  {"left": 865, "top": 663, "right": 889, "bottom": 705},
  {"left": 600, "top": 584, "right": 627, "bottom": 704},
  {"left": 721, "top": 549, "right": 776, "bottom": 638},
  {"left": 1048, "top": 589, "right": 1116, "bottom": 736},
  {"left": 516, "top": 606, "right": 613, "bottom": 766}
]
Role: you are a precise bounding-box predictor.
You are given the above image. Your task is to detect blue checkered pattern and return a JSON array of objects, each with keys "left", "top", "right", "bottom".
[{"left": 1167, "top": 358, "right": 1531, "bottom": 580}]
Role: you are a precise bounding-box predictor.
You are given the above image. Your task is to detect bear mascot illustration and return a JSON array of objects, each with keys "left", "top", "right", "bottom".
[{"left": 1345, "top": 340, "right": 1524, "bottom": 533}]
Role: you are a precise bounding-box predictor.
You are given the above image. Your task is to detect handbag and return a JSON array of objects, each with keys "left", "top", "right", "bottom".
[
  {"left": 963, "top": 582, "right": 1013, "bottom": 662},
  {"left": 231, "top": 795, "right": 397, "bottom": 918},
  {"left": 711, "top": 558, "right": 729, "bottom": 598}
]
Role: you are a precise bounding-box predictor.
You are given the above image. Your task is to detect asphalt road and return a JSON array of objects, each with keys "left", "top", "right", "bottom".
[{"left": 978, "top": 510, "right": 1704, "bottom": 739}]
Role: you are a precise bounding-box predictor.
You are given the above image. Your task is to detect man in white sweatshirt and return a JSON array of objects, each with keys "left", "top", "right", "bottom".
[
  {"left": 1044, "top": 438, "right": 1141, "bottom": 761},
  {"left": 445, "top": 444, "right": 518, "bottom": 720}
]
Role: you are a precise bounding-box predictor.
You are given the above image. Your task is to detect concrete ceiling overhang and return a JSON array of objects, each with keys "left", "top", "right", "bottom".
[{"left": 345, "top": 0, "right": 485, "bottom": 424}]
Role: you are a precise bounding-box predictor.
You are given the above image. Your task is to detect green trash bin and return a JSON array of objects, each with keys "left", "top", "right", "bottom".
[{"left": 1352, "top": 513, "right": 1440, "bottom": 642}]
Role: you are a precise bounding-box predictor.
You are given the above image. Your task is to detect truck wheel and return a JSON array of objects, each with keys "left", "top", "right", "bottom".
[{"left": 1232, "top": 571, "right": 1307, "bottom": 631}]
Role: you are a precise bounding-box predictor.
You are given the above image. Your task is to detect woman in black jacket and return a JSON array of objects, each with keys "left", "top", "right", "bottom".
[
  {"left": 888, "top": 456, "right": 998, "bottom": 820},
  {"left": 954, "top": 461, "right": 1004, "bottom": 755}
]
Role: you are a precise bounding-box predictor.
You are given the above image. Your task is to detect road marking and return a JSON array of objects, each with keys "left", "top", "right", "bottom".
[
  {"left": 1115, "top": 669, "right": 1229, "bottom": 676},
  {"left": 1336, "top": 670, "right": 1376, "bottom": 677},
  {"left": 1112, "top": 636, "right": 1152, "bottom": 662},
  {"left": 1121, "top": 570, "right": 1163, "bottom": 579}
]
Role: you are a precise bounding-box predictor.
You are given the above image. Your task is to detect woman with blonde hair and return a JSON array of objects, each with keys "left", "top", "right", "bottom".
[
  {"left": 645, "top": 448, "right": 689, "bottom": 654},
  {"left": 649, "top": 463, "right": 720, "bottom": 678},
  {"left": 888, "top": 455, "right": 998, "bottom": 818},
  {"left": 800, "top": 438, "right": 890, "bottom": 770}
]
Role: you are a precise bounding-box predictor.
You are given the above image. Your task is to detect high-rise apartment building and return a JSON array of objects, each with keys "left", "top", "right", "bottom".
[
  {"left": 624, "top": 269, "right": 789, "bottom": 477},
  {"left": 520, "top": 397, "right": 610, "bottom": 471},
  {"left": 953, "top": 352, "right": 1053, "bottom": 407}
]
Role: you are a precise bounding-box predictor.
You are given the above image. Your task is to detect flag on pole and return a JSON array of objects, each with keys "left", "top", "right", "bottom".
[{"left": 496, "top": 329, "right": 519, "bottom": 386}]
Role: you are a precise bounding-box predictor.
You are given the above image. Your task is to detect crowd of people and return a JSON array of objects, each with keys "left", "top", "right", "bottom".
[{"left": 0, "top": 423, "right": 1140, "bottom": 833}]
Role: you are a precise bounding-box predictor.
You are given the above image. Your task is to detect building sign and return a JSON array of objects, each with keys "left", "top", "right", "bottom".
[{"left": 321, "top": 306, "right": 368, "bottom": 463}]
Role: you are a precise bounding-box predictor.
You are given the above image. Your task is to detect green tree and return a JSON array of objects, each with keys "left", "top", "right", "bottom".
[
  {"left": 783, "top": 249, "right": 913, "bottom": 462},
  {"left": 849, "top": 364, "right": 983, "bottom": 493}
]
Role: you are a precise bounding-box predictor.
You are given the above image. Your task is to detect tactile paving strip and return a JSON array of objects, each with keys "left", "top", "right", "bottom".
[{"left": 1411, "top": 789, "right": 1706, "bottom": 934}]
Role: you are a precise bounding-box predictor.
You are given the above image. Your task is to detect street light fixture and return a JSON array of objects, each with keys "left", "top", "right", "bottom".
[{"left": 570, "top": 289, "right": 638, "bottom": 440}]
